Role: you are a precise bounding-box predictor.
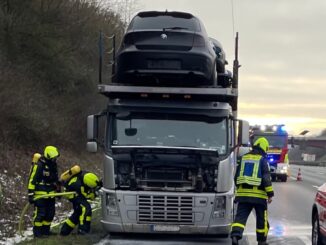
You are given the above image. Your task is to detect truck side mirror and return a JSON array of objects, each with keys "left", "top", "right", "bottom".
[
  {"left": 87, "top": 115, "right": 99, "bottom": 153},
  {"left": 87, "top": 142, "right": 98, "bottom": 153},
  {"left": 87, "top": 115, "right": 98, "bottom": 141},
  {"left": 238, "top": 120, "right": 250, "bottom": 145}
]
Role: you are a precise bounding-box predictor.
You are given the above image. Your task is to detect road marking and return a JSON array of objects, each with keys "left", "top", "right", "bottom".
[
  {"left": 290, "top": 176, "right": 296, "bottom": 180},
  {"left": 313, "top": 185, "right": 319, "bottom": 189}
]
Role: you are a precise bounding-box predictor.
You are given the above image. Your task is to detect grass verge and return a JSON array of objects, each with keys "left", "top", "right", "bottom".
[{"left": 19, "top": 209, "right": 107, "bottom": 245}]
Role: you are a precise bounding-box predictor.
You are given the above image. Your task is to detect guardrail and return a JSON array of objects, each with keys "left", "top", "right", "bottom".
[{"left": 290, "top": 161, "right": 326, "bottom": 167}]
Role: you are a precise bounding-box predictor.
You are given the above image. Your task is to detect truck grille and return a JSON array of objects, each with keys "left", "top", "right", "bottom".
[{"left": 138, "top": 195, "right": 194, "bottom": 224}]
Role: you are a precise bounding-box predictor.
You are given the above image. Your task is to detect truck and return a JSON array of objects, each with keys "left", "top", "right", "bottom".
[
  {"left": 86, "top": 32, "right": 249, "bottom": 235},
  {"left": 250, "top": 124, "right": 290, "bottom": 182}
]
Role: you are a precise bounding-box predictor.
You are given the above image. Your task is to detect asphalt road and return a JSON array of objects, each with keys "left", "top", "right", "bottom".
[{"left": 96, "top": 165, "right": 325, "bottom": 245}]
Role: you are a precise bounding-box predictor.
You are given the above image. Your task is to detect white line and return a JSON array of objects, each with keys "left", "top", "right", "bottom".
[
  {"left": 313, "top": 185, "right": 319, "bottom": 189},
  {"left": 290, "top": 176, "right": 296, "bottom": 180}
]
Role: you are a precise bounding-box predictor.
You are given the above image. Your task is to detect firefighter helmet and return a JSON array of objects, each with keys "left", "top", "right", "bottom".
[
  {"left": 83, "top": 173, "right": 100, "bottom": 188},
  {"left": 44, "top": 146, "right": 59, "bottom": 160},
  {"left": 253, "top": 137, "right": 269, "bottom": 153}
]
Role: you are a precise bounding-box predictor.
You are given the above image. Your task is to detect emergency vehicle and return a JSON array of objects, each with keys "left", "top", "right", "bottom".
[
  {"left": 250, "top": 125, "right": 290, "bottom": 182},
  {"left": 312, "top": 183, "right": 326, "bottom": 245}
]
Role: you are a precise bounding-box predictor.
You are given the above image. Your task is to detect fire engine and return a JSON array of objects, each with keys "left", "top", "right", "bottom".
[{"left": 250, "top": 125, "right": 290, "bottom": 182}]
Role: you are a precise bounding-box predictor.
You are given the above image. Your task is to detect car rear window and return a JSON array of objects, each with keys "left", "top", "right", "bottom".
[{"left": 130, "top": 15, "right": 200, "bottom": 31}]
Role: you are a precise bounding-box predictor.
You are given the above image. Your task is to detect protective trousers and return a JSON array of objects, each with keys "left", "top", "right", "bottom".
[
  {"left": 33, "top": 198, "right": 55, "bottom": 237},
  {"left": 231, "top": 202, "right": 269, "bottom": 242},
  {"left": 60, "top": 198, "right": 92, "bottom": 235}
]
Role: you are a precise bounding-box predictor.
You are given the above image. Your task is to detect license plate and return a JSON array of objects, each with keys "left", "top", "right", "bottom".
[
  {"left": 152, "top": 225, "right": 180, "bottom": 232},
  {"left": 147, "top": 60, "right": 181, "bottom": 69}
]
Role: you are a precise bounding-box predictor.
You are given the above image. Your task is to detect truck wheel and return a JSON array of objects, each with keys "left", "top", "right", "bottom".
[
  {"left": 312, "top": 212, "right": 323, "bottom": 245},
  {"left": 271, "top": 176, "right": 276, "bottom": 182},
  {"left": 282, "top": 175, "right": 287, "bottom": 182}
]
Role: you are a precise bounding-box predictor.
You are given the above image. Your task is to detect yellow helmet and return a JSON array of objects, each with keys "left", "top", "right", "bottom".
[
  {"left": 253, "top": 137, "right": 269, "bottom": 153},
  {"left": 83, "top": 173, "right": 100, "bottom": 188},
  {"left": 44, "top": 146, "right": 59, "bottom": 159}
]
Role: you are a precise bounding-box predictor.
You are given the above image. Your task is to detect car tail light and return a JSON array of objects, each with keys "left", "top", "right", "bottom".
[{"left": 193, "top": 35, "right": 205, "bottom": 47}]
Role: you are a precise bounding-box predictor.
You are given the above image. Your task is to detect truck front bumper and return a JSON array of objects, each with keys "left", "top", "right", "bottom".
[
  {"left": 100, "top": 189, "right": 234, "bottom": 235},
  {"left": 101, "top": 220, "right": 230, "bottom": 234},
  {"left": 270, "top": 163, "right": 289, "bottom": 176}
]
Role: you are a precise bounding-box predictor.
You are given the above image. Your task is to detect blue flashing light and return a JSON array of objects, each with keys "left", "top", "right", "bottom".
[
  {"left": 280, "top": 125, "right": 286, "bottom": 132},
  {"left": 270, "top": 158, "right": 274, "bottom": 162}
]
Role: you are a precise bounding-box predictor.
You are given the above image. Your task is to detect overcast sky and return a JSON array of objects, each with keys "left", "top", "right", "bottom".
[{"left": 136, "top": 0, "right": 326, "bottom": 135}]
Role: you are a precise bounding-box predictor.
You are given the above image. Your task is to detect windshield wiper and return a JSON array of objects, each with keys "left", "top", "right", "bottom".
[{"left": 163, "top": 26, "right": 189, "bottom": 31}]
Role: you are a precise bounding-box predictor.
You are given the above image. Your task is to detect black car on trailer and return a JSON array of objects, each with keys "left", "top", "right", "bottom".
[{"left": 114, "top": 11, "right": 217, "bottom": 86}]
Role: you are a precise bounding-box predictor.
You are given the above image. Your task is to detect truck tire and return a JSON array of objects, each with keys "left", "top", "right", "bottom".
[
  {"left": 281, "top": 175, "right": 287, "bottom": 182},
  {"left": 271, "top": 176, "right": 276, "bottom": 182}
]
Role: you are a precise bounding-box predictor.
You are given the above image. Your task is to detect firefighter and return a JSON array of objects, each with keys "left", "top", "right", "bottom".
[
  {"left": 60, "top": 171, "right": 102, "bottom": 236},
  {"left": 27, "top": 146, "right": 60, "bottom": 237},
  {"left": 230, "top": 137, "right": 274, "bottom": 245}
]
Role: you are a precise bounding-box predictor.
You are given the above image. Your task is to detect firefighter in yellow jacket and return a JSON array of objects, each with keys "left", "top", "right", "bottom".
[
  {"left": 27, "top": 146, "right": 60, "bottom": 237},
  {"left": 230, "top": 137, "right": 274, "bottom": 245},
  {"left": 60, "top": 171, "right": 102, "bottom": 235}
]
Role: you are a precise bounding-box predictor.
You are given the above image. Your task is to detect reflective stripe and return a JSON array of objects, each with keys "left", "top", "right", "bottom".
[
  {"left": 265, "top": 186, "right": 273, "bottom": 192},
  {"left": 33, "top": 207, "right": 38, "bottom": 222},
  {"left": 284, "top": 154, "right": 289, "bottom": 163},
  {"left": 257, "top": 210, "right": 269, "bottom": 236},
  {"left": 28, "top": 164, "right": 38, "bottom": 190},
  {"left": 66, "top": 193, "right": 76, "bottom": 199},
  {"left": 66, "top": 219, "right": 76, "bottom": 228},
  {"left": 231, "top": 223, "right": 245, "bottom": 229},
  {"left": 237, "top": 176, "right": 261, "bottom": 186},
  {"left": 242, "top": 154, "right": 262, "bottom": 161},
  {"left": 86, "top": 216, "right": 91, "bottom": 221},
  {"left": 237, "top": 154, "right": 262, "bottom": 186},
  {"left": 34, "top": 190, "right": 56, "bottom": 198},
  {"left": 34, "top": 191, "right": 56, "bottom": 195},
  {"left": 34, "top": 221, "right": 43, "bottom": 227},
  {"left": 236, "top": 192, "right": 267, "bottom": 199},
  {"left": 87, "top": 192, "right": 95, "bottom": 200},
  {"left": 264, "top": 210, "right": 269, "bottom": 236},
  {"left": 81, "top": 186, "right": 87, "bottom": 198},
  {"left": 68, "top": 177, "right": 78, "bottom": 185},
  {"left": 236, "top": 186, "right": 268, "bottom": 199},
  {"left": 80, "top": 204, "right": 86, "bottom": 225},
  {"left": 42, "top": 221, "right": 51, "bottom": 225}
]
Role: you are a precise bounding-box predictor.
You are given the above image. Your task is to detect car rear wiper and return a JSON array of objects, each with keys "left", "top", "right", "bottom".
[{"left": 163, "top": 27, "right": 189, "bottom": 31}]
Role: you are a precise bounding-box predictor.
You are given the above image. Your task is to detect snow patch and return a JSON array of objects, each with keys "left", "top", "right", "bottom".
[{"left": 0, "top": 230, "right": 33, "bottom": 245}]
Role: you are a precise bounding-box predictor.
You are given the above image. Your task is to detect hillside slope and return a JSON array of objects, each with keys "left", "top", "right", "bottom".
[{"left": 0, "top": 0, "right": 126, "bottom": 240}]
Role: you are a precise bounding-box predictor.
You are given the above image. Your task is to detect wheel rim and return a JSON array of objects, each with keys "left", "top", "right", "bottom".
[{"left": 312, "top": 218, "right": 319, "bottom": 245}]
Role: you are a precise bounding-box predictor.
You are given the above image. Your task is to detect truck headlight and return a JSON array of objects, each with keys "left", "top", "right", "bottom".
[
  {"left": 213, "top": 196, "right": 226, "bottom": 218},
  {"left": 280, "top": 166, "right": 288, "bottom": 174},
  {"left": 106, "top": 193, "right": 119, "bottom": 216}
]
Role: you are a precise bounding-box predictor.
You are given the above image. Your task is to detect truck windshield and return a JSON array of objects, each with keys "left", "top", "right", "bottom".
[
  {"left": 253, "top": 135, "right": 287, "bottom": 148},
  {"left": 111, "top": 113, "right": 227, "bottom": 155}
]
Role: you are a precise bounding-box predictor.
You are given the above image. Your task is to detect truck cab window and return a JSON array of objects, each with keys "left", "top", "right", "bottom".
[{"left": 111, "top": 113, "right": 228, "bottom": 155}]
